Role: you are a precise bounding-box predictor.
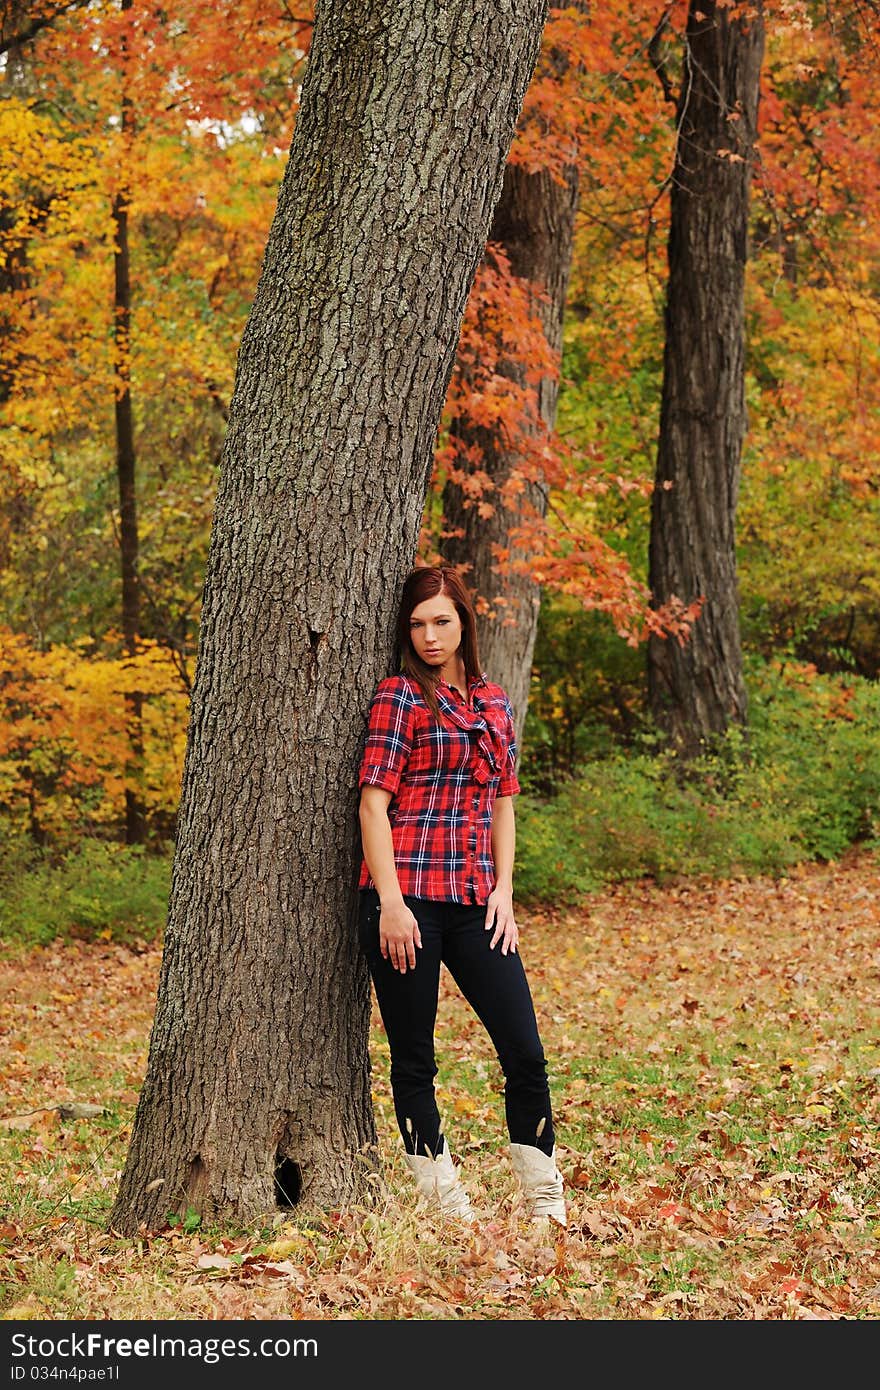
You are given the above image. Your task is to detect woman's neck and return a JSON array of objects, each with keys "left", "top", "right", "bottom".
[{"left": 440, "top": 655, "right": 468, "bottom": 698}]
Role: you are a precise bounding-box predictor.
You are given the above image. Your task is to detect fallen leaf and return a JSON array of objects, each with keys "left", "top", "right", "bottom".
[{"left": 196, "top": 1253, "right": 234, "bottom": 1270}]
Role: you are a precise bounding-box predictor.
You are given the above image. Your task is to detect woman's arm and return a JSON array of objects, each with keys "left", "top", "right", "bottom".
[
  {"left": 359, "top": 785, "right": 404, "bottom": 903},
  {"left": 486, "top": 794, "right": 518, "bottom": 954},
  {"left": 359, "top": 786, "right": 421, "bottom": 972},
  {"left": 491, "top": 794, "right": 515, "bottom": 892}
]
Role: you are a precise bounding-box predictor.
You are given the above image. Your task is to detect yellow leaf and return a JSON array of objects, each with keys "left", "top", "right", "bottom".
[
  {"left": 262, "top": 1238, "right": 304, "bottom": 1259},
  {"left": 453, "top": 1094, "right": 478, "bottom": 1116}
]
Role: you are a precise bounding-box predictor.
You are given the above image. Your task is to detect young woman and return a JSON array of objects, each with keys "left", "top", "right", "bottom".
[{"left": 356, "top": 564, "right": 566, "bottom": 1227}]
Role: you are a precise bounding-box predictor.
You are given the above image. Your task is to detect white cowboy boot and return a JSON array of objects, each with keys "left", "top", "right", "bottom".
[
  {"left": 509, "top": 1143, "right": 567, "bottom": 1227},
  {"left": 404, "top": 1140, "right": 475, "bottom": 1222}
]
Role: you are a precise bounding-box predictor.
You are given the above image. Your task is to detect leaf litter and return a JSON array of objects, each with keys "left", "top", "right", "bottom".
[{"left": 0, "top": 848, "right": 878, "bottom": 1319}]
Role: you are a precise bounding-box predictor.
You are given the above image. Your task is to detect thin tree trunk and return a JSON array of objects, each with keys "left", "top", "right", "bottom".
[
  {"left": 647, "top": 0, "right": 764, "bottom": 760},
  {"left": 114, "top": 0, "right": 146, "bottom": 843},
  {"left": 0, "top": 15, "right": 40, "bottom": 426},
  {"left": 442, "top": 159, "right": 579, "bottom": 742},
  {"left": 110, "top": 0, "right": 548, "bottom": 1235}
]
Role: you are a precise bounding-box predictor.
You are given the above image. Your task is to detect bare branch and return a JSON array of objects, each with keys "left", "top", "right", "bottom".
[{"left": 649, "top": 9, "right": 677, "bottom": 104}]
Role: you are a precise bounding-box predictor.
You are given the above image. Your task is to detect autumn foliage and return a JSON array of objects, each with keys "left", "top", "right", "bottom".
[
  {"left": 0, "top": 625, "right": 186, "bottom": 842},
  {"left": 1, "top": 3, "right": 879, "bottom": 1321},
  {"left": 1, "top": 1, "right": 879, "bottom": 841}
]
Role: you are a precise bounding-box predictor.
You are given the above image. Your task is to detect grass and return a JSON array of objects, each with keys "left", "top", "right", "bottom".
[{"left": 1, "top": 848, "right": 879, "bottom": 1319}]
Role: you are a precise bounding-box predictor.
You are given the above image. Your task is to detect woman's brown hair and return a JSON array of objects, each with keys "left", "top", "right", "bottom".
[{"left": 397, "top": 565, "right": 482, "bottom": 720}]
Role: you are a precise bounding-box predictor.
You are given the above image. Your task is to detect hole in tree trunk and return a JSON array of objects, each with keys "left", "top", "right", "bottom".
[{"left": 274, "top": 1154, "right": 302, "bottom": 1208}]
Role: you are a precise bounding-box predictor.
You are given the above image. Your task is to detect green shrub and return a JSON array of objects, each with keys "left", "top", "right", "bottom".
[
  {"left": 743, "top": 657, "right": 880, "bottom": 861},
  {"left": 523, "top": 595, "right": 648, "bottom": 793},
  {"left": 514, "top": 658, "right": 880, "bottom": 906},
  {"left": 0, "top": 839, "right": 172, "bottom": 946}
]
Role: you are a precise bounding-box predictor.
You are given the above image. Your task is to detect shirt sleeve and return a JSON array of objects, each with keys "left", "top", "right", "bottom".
[
  {"left": 358, "top": 676, "right": 417, "bottom": 796},
  {"left": 497, "top": 693, "right": 521, "bottom": 797}
]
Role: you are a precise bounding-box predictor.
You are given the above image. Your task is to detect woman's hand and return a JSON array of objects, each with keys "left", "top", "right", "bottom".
[
  {"left": 484, "top": 886, "right": 518, "bottom": 955},
  {"left": 380, "top": 899, "right": 422, "bottom": 973}
]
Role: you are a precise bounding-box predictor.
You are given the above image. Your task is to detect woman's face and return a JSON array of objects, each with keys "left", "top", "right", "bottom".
[{"left": 408, "top": 593, "right": 464, "bottom": 669}]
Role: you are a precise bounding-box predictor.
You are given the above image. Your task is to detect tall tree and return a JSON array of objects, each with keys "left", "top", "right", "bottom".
[
  {"left": 441, "top": 159, "right": 579, "bottom": 737},
  {"left": 439, "top": 5, "right": 584, "bottom": 736},
  {"left": 110, "top": 0, "right": 549, "bottom": 1234},
  {"left": 112, "top": 0, "right": 147, "bottom": 844},
  {"left": 435, "top": 2, "right": 703, "bottom": 741},
  {"left": 647, "top": 0, "right": 764, "bottom": 759}
]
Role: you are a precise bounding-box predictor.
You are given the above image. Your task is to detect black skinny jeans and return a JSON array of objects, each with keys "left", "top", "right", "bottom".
[{"left": 358, "top": 888, "right": 555, "bottom": 1158}]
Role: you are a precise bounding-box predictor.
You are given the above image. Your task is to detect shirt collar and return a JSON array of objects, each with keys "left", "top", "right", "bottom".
[
  {"left": 434, "top": 676, "right": 500, "bottom": 778},
  {"left": 439, "top": 671, "right": 487, "bottom": 693}
]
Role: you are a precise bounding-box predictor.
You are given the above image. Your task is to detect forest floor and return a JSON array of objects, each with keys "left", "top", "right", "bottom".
[{"left": 1, "top": 848, "right": 878, "bottom": 1321}]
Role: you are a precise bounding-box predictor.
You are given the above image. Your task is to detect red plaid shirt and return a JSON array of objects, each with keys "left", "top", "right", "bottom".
[{"left": 357, "top": 671, "right": 521, "bottom": 905}]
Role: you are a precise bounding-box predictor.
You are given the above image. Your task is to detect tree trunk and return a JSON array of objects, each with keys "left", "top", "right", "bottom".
[
  {"left": 647, "top": 0, "right": 764, "bottom": 760},
  {"left": 110, "top": 0, "right": 548, "bottom": 1235},
  {"left": 442, "top": 158, "right": 579, "bottom": 742},
  {"left": 114, "top": 0, "right": 147, "bottom": 844},
  {"left": 0, "top": 10, "right": 40, "bottom": 409}
]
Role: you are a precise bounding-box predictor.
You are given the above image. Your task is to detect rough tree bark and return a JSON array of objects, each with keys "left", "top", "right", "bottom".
[
  {"left": 441, "top": 159, "right": 579, "bottom": 743},
  {"left": 647, "top": 0, "right": 764, "bottom": 759},
  {"left": 110, "top": 0, "right": 548, "bottom": 1235}
]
